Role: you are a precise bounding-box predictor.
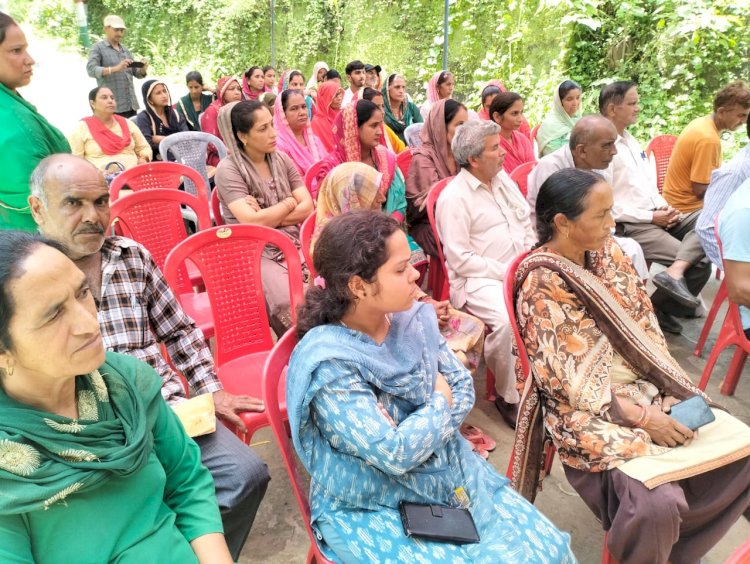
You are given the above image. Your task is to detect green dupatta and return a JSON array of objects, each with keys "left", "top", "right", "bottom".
[
  {"left": 0, "top": 83, "right": 70, "bottom": 231},
  {"left": 0, "top": 352, "right": 162, "bottom": 514},
  {"left": 175, "top": 92, "right": 213, "bottom": 131},
  {"left": 380, "top": 83, "right": 423, "bottom": 143}
]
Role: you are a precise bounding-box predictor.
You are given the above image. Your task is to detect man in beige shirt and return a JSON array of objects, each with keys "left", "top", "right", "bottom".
[{"left": 436, "top": 120, "right": 536, "bottom": 428}]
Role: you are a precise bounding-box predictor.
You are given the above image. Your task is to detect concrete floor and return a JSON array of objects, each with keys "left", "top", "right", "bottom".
[
  {"left": 239, "top": 272, "right": 750, "bottom": 563},
  {"left": 20, "top": 27, "right": 747, "bottom": 564}
]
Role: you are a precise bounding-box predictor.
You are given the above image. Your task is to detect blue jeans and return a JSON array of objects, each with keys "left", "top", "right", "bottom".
[{"left": 194, "top": 422, "right": 270, "bottom": 560}]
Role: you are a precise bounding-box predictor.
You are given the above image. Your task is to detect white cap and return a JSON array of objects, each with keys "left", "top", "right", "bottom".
[{"left": 103, "top": 15, "right": 126, "bottom": 29}]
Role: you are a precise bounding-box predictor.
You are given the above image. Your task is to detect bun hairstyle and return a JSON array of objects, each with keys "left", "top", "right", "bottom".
[
  {"left": 296, "top": 210, "right": 400, "bottom": 339},
  {"left": 534, "top": 168, "right": 605, "bottom": 247}
]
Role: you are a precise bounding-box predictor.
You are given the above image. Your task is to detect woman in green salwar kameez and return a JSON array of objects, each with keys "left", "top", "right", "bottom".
[{"left": 0, "top": 14, "right": 70, "bottom": 231}]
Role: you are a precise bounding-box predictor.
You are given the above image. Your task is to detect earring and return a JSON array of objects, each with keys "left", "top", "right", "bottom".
[
  {"left": 565, "top": 231, "right": 570, "bottom": 239},
  {"left": 5, "top": 360, "right": 14, "bottom": 377}
]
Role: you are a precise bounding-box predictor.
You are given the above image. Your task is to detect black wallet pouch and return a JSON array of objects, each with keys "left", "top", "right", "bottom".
[
  {"left": 399, "top": 502, "right": 480, "bottom": 544},
  {"left": 669, "top": 395, "right": 715, "bottom": 430}
]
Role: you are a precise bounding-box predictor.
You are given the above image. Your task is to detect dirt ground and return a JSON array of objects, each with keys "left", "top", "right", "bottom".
[{"left": 21, "top": 30, "right": 749, "bottom": 564}]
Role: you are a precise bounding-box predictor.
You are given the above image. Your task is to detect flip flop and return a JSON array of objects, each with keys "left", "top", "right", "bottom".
[{"left": 460, "top": 424, "right": 497, "bottom": 452}]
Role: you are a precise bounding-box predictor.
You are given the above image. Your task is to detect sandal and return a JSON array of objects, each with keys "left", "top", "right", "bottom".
[{"left": 460, "top": 424, "right": 497, "bottom": 452}]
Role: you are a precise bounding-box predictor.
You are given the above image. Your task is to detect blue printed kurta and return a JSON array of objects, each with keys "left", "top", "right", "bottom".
[{"left": 287, "top": 303, "right": 575, "bottom": 563}]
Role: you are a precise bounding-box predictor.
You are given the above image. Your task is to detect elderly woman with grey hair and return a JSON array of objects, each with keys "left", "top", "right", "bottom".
[{"left": 435, "top": 119, "right": 536, "bottom": 429}]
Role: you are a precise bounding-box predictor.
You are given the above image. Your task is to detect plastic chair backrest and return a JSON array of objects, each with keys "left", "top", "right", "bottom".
[
  {"left": 164, "top": 224, "right": 305, "bottom": 365},
  {"left": 211, "top": 188, "right": 224, "bottom": 226},
  {"left": 645, "top": 134, "right": 677, "bottom": 193},
  {"left": 404, "top": 124, "right": 424, "bottom": 148},
  {"left": 509, "top": 161, "right": 537, "bottom": 198},
  {"left": 159, "top": 131, "right": 228, "bottom": 196},
  {"left": 725, "top": 539, "right": 750, "bottom": 564},
  {"left": 109, "top": 161, "right": 210, "bottom": 209},
  {"left": 305, "top": 159, "right": 326, "bottom": 202},
  {"left": 262, "top": 330, "right": 314, "bottom": 541},
  {"left": 300, "top": 212, "right": 316, "bottom": 278},
  {"left": 109, "top": 189, "right": 211, "bottom": 271},
  {"left": 503, "top": 251, "right": 532, "bottom": 380},
  {"left": 530, "top": 124, "right": 541, "bottom": 142},
  {"left": 396, "top": 148, "right": 414, "bottom": 178},
  {"left": 425, "top": 176, "right": 454, "bottom": 301}
]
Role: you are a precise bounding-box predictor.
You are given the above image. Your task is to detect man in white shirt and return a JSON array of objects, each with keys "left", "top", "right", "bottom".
[
  {"left": 601, "top": 81, "right": 711, "bottom": 333},
  {"left": 436, "top": 120, "right": 536, "bottom": 428},
  {"left": 342, "top": 60, "right": 366, "bottom": 106},
  {"left": 527, "top": 115, "right": 649, "bottom": 280}
]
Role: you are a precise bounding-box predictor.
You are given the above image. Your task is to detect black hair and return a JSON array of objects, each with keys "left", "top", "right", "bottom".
[
  {"left": 230, "top": 100, "right": 267, "bottom": 148},
  {"left": 481, "top": 85, "right": 501, "bottom": 106},
  {"left": 489, "top": 91, "right": 523, "bottom": 122},
  {"left": 326, "top": 69, "right": 341, "bottom": 80},
  {"left": 747, "top": 113, "right": 750, "bottom": 139},
  {"left": 386, "top": 73, "right": 401, "bottom": 88},
  {"left": 355, "top": 99, "right": 380, "bottom": 127},
  {"left": 0, "top": 12, "right": 16, "bottom": 44},
  {"left": 598, "top": 80, "right": 637, "bottom": 115},
  {"left": 444, "top": 99, "right": 466, "bottom": 125},
  {"left": 0, "top": 232, "right": 66, "bottom": 357},
  {"left": 288, "top": 70, "right": 305, "bottom": 85},
  {"left": 296, "top": 211, "right": 400, "bottom": 339},
  {"left": 88, "top": 86, "right": 107, "bottom": 102},
  {"left": 262, "top": 65, "right": 275, "bottom": 74},
  {"left": 437, "top": 71, "right": 453, "bottom": 86},
  {"left": 361, "top": 87, "right": 382, "bottom": 102},
  {"left": 244, "top": 66, "right": 263, "bottom": 81},
  {"left": 558, "top": 80, "right": 581, "bottom": 100},
  {"left": 280, "top": 88, "right": 305, "bottom": 112},
  {"left": 345, "top": 60, "right": 365, "bottom": 75},
  {"left": 186, "top": 71, "right": 203, "bottom": 85},
  {"left": 535, "top": 168, "right": 605, "bottom": 247}
]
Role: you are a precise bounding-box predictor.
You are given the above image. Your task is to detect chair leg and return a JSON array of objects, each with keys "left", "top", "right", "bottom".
[
  {"left": 694, "top": 282, "right": 728, "bottom": 357},
  {"left": 485, "top": 368, "right": 497, "bottom": 401},
  {"left": 543, "top": 445, "right": 555, "bottom": 475},
  {"left": 720, "top": 347, "right": 748, "bottom": 396},
  {"left": 698, "top": 333, "right": 734, "bottom": 391},
  {"left": 601, "top": 532, "right": 618, "bottom": 564}
]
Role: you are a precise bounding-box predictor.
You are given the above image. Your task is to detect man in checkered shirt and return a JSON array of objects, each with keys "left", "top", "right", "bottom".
[{"left": 29, "top": 154, "right": 269, "bottom": 561}]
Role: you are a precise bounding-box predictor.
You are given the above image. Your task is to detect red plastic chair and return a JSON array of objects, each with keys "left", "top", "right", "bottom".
[
  {"left": 109, "top": 161, "right": 210, "bottom": 207},
  {"left": 109, "top": 190, "right": 215, "bottom": 340},
  {"left": 262, "top": 328, "right": 335, "bottom": 564},
  {"left": 726, "top": 539, "right": 750, "bottom": 564},
  {"left": 300, "top": 212, "right": 316, "bottom": 278},
  {"left": 426, "top": 176, "right": 496, "bottom": 400},
  {"left": 305, "top": 160, "right": 326, "bottom": 203},
  {"left": 645, "top": 134, "right": 677, "bottom": 194},
  {"left": 509, "top": 161, "right": 537, "bottom": 198},
  {"left": 530, "top": 124, "right": 541, "bottom": 142},
  {"left": 425, "top": 177, "right": 454, "bottom": 302},
  {"left": 695, "top": 217, "right": 730, "bottom": 357},
  {"left": 396, "top": 148, "right": 414, "bottom": 178},
  {"left": 210, "top": 188, "right": 224, "bottom": 226},
  {"left": 164, "top": 224, "right": 305, "bottom": 442},
  {"left": 503, "top": 251, "right": 617, "bottom": 564}
]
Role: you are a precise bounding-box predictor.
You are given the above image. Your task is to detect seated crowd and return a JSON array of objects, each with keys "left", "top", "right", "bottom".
[{"left": 1, "top": 10, "right": 750, "bottom": 564}]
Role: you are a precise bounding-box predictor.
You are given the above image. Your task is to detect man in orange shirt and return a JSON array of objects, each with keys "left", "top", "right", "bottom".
[{"left": 662, "top": 81, "right": 750, "bottom": 213}]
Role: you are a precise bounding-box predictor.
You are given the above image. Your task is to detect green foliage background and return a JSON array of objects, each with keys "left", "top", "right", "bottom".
[{"left": 13, "top": 0, "right": 750, "bottom": 147}]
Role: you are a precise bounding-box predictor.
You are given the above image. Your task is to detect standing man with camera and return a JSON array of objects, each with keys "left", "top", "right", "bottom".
[{"left": 86, "top": 15, "right": 148, "bottom": 118}]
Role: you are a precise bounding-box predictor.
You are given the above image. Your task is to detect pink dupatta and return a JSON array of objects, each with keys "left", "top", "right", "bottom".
[{"left": 273, "top": 92, "right": 325, "bottom": 175}]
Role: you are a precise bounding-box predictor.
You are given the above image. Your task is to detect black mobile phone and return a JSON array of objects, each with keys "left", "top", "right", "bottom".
[
  {"left": 669, "top": 395, "right": 715, "bottom": 430},
  {"left": 129, "top": 61, "right": 145, "bottom": 69}
]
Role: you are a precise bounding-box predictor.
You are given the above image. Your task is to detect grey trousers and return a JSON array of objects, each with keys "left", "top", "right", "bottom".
[
  {"left": 616, "top": 210, "right": 711, "bottom": 314},
  {"left": 194, "top": 421, "right": 270, "bottom": 560}
]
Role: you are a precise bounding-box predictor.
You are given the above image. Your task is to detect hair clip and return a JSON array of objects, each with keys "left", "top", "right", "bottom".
[{"left": 313, "top": 275, "right": 326, "bottom": 289}]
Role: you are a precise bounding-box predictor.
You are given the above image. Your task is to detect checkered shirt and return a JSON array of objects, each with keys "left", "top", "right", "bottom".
[
  {"left": 98, "top": 237, "right": 221, "bottom": 404},
  {"left": 86, "top": 40, "right": 146, "bottom": 113}
]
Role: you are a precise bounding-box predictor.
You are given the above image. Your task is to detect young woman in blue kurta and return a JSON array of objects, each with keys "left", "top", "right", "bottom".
[{"left": 287, "top": 210, "right": 574, "bottom": 563}]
